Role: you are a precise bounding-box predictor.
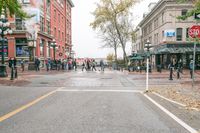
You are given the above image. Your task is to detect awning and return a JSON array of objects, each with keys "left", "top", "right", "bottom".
[
  {"left": 155, "top": 47, "right": 200, "bottom": 54},
  {"left": 130, "top": 56, "right": 144, "bottom": 60}
]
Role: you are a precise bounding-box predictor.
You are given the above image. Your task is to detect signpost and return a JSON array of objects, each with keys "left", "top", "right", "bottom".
[{"left": 188, "top": 25, "right": 200, "bottom": 87}]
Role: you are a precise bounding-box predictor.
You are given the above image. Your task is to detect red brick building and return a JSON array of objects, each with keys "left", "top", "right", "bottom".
[{"left": 3, "top": 0, "right": 74, "bottom": 65}]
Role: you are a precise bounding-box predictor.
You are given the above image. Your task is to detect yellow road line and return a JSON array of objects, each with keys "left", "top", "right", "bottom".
[{"left": 0, "top": 88, "right": 62, "bottom": 122}]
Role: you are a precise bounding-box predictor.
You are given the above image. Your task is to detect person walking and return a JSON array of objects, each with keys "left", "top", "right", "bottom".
[
  {"left": 72, "top": 59, "right": 77, "bottom": 71},
  {"left": 100, "top": 60, "right": 104, "bottom": 71},
  {"left": 35, "top": 58, "right": 40, "bottom": 71},
  {"left": 91, "top": 59, "right": 97, "bottom": 71},
  {"left": 189, "top": 60, "right": 194, "bottom": 79},
  {"left": 20, "top": 59, "right": 25, "bottom": 72},
  {"left": 82, "top": 60, "right": 87, "bottom": 71}
]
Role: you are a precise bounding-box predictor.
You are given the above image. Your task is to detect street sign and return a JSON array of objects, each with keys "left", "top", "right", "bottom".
[
  {"left": 194, "top": 13, "right": 200, "bottom": 20},
  {"left": 188, "top": 25, "right": 200, "bottom": 38}
]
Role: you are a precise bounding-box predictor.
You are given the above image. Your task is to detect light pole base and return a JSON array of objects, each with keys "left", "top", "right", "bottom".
[
  {"left": 0, "top": 65, "right": 8, "bottom": 77},
  {"left": 28, "top": 62, "right": 36, "bottom": 70}
]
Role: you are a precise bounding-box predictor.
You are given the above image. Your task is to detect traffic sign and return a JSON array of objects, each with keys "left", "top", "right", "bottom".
[
  {"left": 194, "top": 13, "right": 200, "bottom": 20},
  {"left": 188, "top": 25, "right": 200, "bottom": 38}
]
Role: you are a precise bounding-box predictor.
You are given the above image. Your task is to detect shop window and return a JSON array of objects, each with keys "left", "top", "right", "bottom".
[
  {"left": 176, "top": 28, "right": 183, "bottom": 41},
  {"left": 16, "top": 45, "right": 29, "bottom": 57}
]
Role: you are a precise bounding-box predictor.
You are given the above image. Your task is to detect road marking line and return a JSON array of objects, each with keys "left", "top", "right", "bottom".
[
  {"left": 57, "top": 89, "right": 142, "bottom": 93},
  {"left": 153, "top": 92, "right": 186, "bottom": 107},
  {"left": 0, "top": 87, "right": 63, "bottom": 123},
  {"left": 143, "top": 93, "right": 198, "bottom": 133}
]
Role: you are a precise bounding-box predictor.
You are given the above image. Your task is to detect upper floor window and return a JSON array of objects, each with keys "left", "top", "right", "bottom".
[
  {"left": 154, "top": 18, "right": 158, "bottom": 29},
  {"left": 186, "top": 27, "right": 190, "bottom": 39},
  {"left": 54, "top": 9, "right": 56, "bottom": 20},
  {"left": 181, "top": 9, "right": 188, "bottom": 16},
  {"left": 161, "top": 12, "right": 164, "bottom": 23},
  {"left": 176, "top": 28, "right": 183, "bottom": 41}
]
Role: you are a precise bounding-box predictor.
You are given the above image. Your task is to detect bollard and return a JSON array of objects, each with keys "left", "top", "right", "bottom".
[
  {"left": 15, "top": 67, "right": 18, "bottom": 78},
  {"left": 10, "top": 67, "right": 14, "bottom": 80},
  {"left": 169, "top": 67, "right": 173, "bottom": 80}
]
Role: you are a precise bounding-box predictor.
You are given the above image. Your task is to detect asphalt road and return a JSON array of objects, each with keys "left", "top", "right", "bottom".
[{"left": 0, "top": 70, "right": 196, "bottom": 133}]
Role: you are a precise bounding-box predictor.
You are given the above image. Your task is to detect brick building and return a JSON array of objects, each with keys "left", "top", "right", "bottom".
[{"left": 1, "top": 0, "right": 74, "bottom": 65}]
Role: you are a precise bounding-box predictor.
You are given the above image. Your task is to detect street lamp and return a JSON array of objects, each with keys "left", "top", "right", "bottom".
[
  {"left": 0, "top": 10, "right": 13, "bottom": 77},
  {"left": 51, "top": 39, "right": 57, "bottom": 61},
  {"left": 144, "top": 40, "right": 152, "bottom": 92}
]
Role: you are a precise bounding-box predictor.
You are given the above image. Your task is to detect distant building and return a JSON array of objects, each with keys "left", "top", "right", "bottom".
[{"left": 133, "top": 0, "right": 198, "bottom": 68}]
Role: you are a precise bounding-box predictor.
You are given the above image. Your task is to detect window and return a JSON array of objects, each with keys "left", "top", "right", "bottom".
[
  {"left": 15, "top": 38, "right": 29, "bottom": 57},
  {"left": 154, "top": 18, "right": 158, "bottom": 29},
  {"left": 58, "top": 30, "right": 60, "bottom": 40},
  {"left": 161, "top": 12, "right": 164, "bottom": 23},
  {"left": 181, "top": 9, "right": 187, "bottom": 16},
  {"left": 176, "top": 28, "right": 183, "bottom": 41},
  {"left": 62, "top": 32, "right": 64, "bottom": 41},
  {"left": 54, "top": 9, "right": 56, "bottom": 20},
  {"left": 186, "top": 28, "right": 190, "bottom": 39},
  {"left": 40, "top": 40, "right": 45, "bottom": 57},
  {"left": 47, "top": 20, "right": 50, "bottom": 34},
  {"left": 40, "top": 16, "right": 44, "bottom": 32},
  {"left": 58, "top": 14, "right": 60, "bottom": 23},
  {"left": 54, "top": 28, "right": 56, "bottom": 38}
]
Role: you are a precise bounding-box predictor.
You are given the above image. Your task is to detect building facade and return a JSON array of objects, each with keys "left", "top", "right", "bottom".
[
  {"left": 133, "top": 0, "right": 198, "bottom": 68},
  {"left": 1, "top": 0, "right": 74, "bottom": 65}
]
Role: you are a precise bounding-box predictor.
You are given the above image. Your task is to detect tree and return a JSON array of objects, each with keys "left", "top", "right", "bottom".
[
  {"left": 90, "top": 0, "right": 137, "bottom": 65},
  {"left": 106, "top": 53, "right": 114, "bottom": 65},
  {"left": 100, "top": 24, "right": 120, "bottom": 62},
  {"left": 177, "top": 0, "right": 200, "bottom": 20},
  {"left": 0, "top": 0, "right": 30, "bottom": 19}
]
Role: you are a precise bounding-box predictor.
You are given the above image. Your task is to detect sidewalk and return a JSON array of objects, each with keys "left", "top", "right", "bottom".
[
  {"left": 127, "top": 69, "right": 200, "bottom": 110},
  {"left": 0, "top": 67, "right": 69, "bottom": 86}
]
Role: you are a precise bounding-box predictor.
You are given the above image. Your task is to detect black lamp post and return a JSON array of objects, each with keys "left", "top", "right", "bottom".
[
  {"left": 51, "top": 39, "right": 57, "bottom": 61},
  {"left": 144, "top": 40, "right": 152, "bottom": 92},
  {"left": 0, "top": 10, "right": 13, "bottom": 77}
]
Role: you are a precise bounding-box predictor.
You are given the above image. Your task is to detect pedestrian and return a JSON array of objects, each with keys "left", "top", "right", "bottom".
[
  {"left": 82, "top": 60, "right": 87, "bottom": 71},
  {"left": 20, "top": 59, "right": 25, "bottom": 72},
  {"left": 91, "top": 59, "right": 97, "bottom": 71},
  {"left": 72, "top": 59, "right": 77, "bottom": 71},
  {"left": 87, "top": 60, "right": 90, "bottom": 71},
  {"left": 100, "top": 60, "right": 104, "bottom": 71},
  {"left": 189, "top": 60, "right": 194, "bottom": 79},
  {"left": 35, "top": 58, "right": 40, "bottom": 71},
  {"left": 45, "top": 58, "right": 50, "bottom": 71}
]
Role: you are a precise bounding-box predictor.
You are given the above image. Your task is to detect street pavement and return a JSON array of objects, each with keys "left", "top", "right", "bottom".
[{"left": 0, "top": 69, "right": 199, "bottom": 133}]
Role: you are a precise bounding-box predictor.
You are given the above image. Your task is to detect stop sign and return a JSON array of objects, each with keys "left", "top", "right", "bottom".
[{"left": 188, "top": 25, "right": 200, "bottom": 38}]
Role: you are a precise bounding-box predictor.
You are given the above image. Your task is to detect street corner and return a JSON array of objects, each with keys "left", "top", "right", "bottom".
[{"left": 0, "top": 77, "right": 31, "bottom": 87}]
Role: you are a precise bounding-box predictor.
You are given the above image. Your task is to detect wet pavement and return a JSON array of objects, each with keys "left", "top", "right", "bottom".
[{"left": 0, "top": 69, "right": 199, "bottom": 133}]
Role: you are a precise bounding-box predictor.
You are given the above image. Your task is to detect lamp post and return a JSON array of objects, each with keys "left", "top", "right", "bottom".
[
  {"left": 0, "top": 10, "right": 13, "bottom": 77},
  {"left": 144, "top": 40, "right": 152, "bottom": 92},
  {"left": 51, "top": 39, "right": 57, "bottom": 61}
]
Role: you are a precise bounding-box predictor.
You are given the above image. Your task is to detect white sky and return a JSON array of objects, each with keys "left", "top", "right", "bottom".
[{"left": 72, "top": 0, "right": 159, "bottom": 58}]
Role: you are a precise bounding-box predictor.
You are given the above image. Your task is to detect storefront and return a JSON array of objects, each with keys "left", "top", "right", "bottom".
[{"left": 154, "top": 42, "right": 200, "bottom": 69}]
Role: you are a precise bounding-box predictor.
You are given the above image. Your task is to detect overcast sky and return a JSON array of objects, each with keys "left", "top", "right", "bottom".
[{"left": 72, "top": 0, "right": 159, "bottom": 58}]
